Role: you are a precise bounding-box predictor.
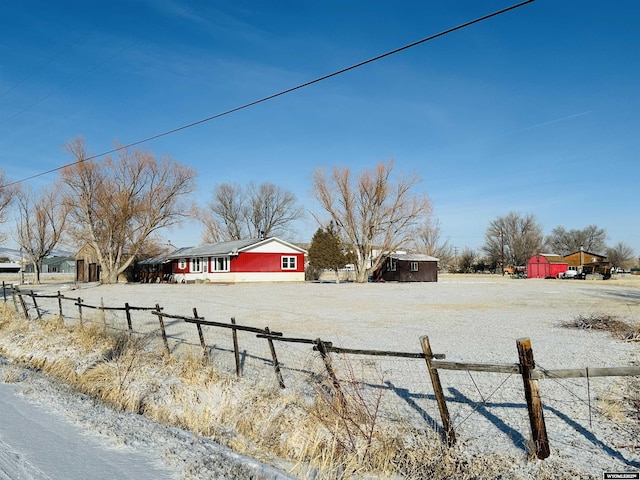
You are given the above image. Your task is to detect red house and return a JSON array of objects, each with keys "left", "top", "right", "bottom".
[
  {"left": 167, "top": 237, "right": 306, "bottom": 283},
  {"left": 527, "top": 254, "right": 568, "bottom": 279}
]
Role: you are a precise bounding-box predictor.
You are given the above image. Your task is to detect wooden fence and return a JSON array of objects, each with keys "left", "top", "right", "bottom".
[{"left": 2, "top": 281, "right": 640, "bottom": 461}]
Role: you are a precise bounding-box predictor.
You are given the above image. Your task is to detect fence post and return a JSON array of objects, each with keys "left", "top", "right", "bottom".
[
  {"left": 2, "top": 281, "right": 5, "bottom": 303},
  {"left": 231, "top": 317, "right": 241, "bottom": 377},
  {"left": 516, "top": 338, "right": 550, "bottom": 460},
  {"left": 31, "top": 291, "right": 42, "bottom": 320},
  {"left": 315, "top": 338, "right": 345, "bottom": 407},
  {"left": 16, "top": 287, "right": 29, "bottom": 320},
  {"left": 57, "top": 291, "right": 63, "bottom": 320},
  {"left": 11, "top": 285, "right": 19, "bottom": 313},
  {"left": 100, "top": 297, "right": 106, "bottom": 328},
  {"left": 155, "top": 303, "right": 170, "bottom": 355},
  {"left": 265, "top": 327, "right": 285, "bottom": 389},
  {"left": 193, "top": 308, "right": 208, "bottom": 360},
  {"left": 77, "top": 297, "right": 83, "bottom": 326},
  {"left": 420, "top": 336, "right": 455, "bottom": 446},
  {"left": 125, "top": 303, "right": 133, "bottom": 333}
]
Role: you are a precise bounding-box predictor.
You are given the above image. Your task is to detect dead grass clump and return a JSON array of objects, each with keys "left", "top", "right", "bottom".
[
  {"left": 163, "top": 347, "right": 224, "bottom": 387},
  {"left": 77, "top": 332, "right": 157, "bottom": 410},
  {"left": 562, "top": 313, "right": 639, "bottom": 342},
  {"left": 0, "top": 302, "right": 15, "bottom": 324},
  {"left": 70, "top": 322, "right": 115, "bottom": 353},
  {"left": 41, "top": 357, "right": 78, "bottom": 383},
  {"left": 41, "top": 315, "right": 65, "bottom": 332},
  {"left": 3, "top": 366, "right": 25, "bottom": 383}
]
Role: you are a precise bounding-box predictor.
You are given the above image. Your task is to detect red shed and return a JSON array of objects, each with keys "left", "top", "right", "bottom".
[{"left": 527, "top": 254, "right": 568, "bottom": 279}]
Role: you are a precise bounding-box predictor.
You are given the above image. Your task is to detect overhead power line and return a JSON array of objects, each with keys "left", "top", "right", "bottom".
[
  {"left": 2, "top": 0, "right": 535, "bottom": 189},
  {"left": 0, "top": 32, "right": 91, "bottom": 101}
]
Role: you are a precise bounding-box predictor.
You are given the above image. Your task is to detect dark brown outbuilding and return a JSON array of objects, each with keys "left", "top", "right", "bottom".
[{"left": 375, "top": 253, "right": 439, "bottom": 282}]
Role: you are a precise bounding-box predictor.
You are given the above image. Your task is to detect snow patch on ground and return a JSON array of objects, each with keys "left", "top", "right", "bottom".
[{"left": 0, "top": 359, "right": 296, "bottom": 480}]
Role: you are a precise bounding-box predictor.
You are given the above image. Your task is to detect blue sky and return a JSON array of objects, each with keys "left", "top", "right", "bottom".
[{"left": 1, "top": 0, "right": 639, "bottom": 255}]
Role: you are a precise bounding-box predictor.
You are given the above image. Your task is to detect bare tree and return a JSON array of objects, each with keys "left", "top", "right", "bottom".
[
  {"left": 202, "top": 183, "right": 246, "bottom": 242},
  {"left": 247, "top": 182, "right": 303, "bottom": 238},
  {"left": 62, "top": 137, "right": 197, "bottom": 284},
  {"left": 0, "top": 169, "right": 19, "bottom": 244},
  {"left": 312, "top": 160, "right": 432, "bottom": 283},
  {"left": 606, "top": 241, "right": 635, "bottom": 270},
  {"left": 458, "top": 247, "right": 476, "bottom": 273},
  {"left": 544, "top": 225, "right": 608, "bottom": 255},
  {"left": 15, "top": 187, "right": 69, "bottom": 284},
  {"left": 414, "top": 217, "right": 454, "bottom": 269},
  {"left": 482, "top": 212, "right": 543, "bottom": 268},
  {"left": 201, "top": 182, "right": 303, "bottom": 242}
]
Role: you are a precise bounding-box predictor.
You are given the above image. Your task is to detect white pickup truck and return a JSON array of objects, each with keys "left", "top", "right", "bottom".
[{"left": 558, "top": 266, "right": 580, "bottom": 279}]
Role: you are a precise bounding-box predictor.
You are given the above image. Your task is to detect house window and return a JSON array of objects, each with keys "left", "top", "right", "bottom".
[
  {"left": 211, "top": 256, "right": 229, "bottom": 272},
  {"left": 191, "top": 258, "right": 202, "bottom": 272},
  {"left": 411, "top": 262, "right": 419, "bottom": 272},
  {"left": 178, "top": 259, "right": 186, "bottom": 270},
  {"left": 282, "top": 256, "right": 296, "bottom": 270},
  {"left": 388, "top": 258, "right": 397, "bottom": 271}
]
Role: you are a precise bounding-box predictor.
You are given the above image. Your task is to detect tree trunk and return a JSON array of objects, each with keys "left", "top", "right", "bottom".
[
  {"left": 355, "top": 267, "right": 369, "bottom": 283},
  {"left": 32, "top": 261, "right": 41, "bottom": 285},
  {"left": 105, "top": 272, "right": 119, "bottom": 284}
]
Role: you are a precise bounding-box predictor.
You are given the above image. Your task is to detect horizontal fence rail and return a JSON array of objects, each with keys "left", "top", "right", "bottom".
[
  {"left": 531, "top": 366, "right": 640, "bottom": 380},
  {"left": 430, "top": 360, "right": 520, "bottom": 374}
]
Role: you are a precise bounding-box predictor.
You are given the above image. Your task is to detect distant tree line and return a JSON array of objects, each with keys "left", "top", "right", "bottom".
[
  {"left": 0, "top": 137, "right": 637, "bottom": 284},
  {"left": 472, "top": 212, "right": 636, "bottom": 273}
]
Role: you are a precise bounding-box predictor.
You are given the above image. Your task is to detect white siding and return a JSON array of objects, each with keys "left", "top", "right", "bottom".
[{"left": 243, "top": 239, "right": 304, "bottom": 254}]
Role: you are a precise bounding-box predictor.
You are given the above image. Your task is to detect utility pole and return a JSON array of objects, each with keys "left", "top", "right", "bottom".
[
  {"left": 500, "top": 231, "right": 505, "bottom": 276},
  {"left": 453, "top": 246, "right": 459, "bottom": 271}
]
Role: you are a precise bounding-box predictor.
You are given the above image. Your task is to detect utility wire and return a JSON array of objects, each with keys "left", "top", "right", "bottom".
[
  {"left": 2, "top": 0, "right": 535, "bottom": 188},
  {"left": 0, "top": 39, "right": 139, "bottom": 127},
  {"left": 0, "top": 32, "right": 91, "bottom": 100}
]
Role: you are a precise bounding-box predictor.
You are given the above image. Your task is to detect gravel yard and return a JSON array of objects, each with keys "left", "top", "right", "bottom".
[{"left": 7, "top": 274, "right": 640, "bottom": 477}]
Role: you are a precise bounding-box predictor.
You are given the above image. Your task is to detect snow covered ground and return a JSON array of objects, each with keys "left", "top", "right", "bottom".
[
  {"left": 0, "top": 358, "right": 296, "bottom": 479},
  {"left": 1, "top": 274, "right": 639, "bottom": 478}
]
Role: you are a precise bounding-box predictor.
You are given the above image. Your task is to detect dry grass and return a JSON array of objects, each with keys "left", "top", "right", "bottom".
[{"left": 608, "top": 275, "right": 640, "bottom": 287}]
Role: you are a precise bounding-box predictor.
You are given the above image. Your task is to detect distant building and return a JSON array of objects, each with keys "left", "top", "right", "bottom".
[
  {"left": 526, "top": 254, "right": 568, "bottom": 279},
  {"left": 563, "top": 248, "right": 611, "bottom": 279},
  {"left": 75, "top": 244, "right": 101, "bottom": 282},
  {"left": 374, "top": 253, "right": 439, "bottom": 282},
  {"left": 563, "top": 249, "right": 607, "bottom": 268},
  {"left": 0, "top": 263, "right": 20, "bottom": 274},
  {"left": 24, "top": 256, "right": 75, "bottom": 274}
]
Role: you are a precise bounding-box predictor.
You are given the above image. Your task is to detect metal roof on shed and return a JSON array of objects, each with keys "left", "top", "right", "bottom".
[{"left": 389, "top": 253, "right": 439, "bottom": 262}]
